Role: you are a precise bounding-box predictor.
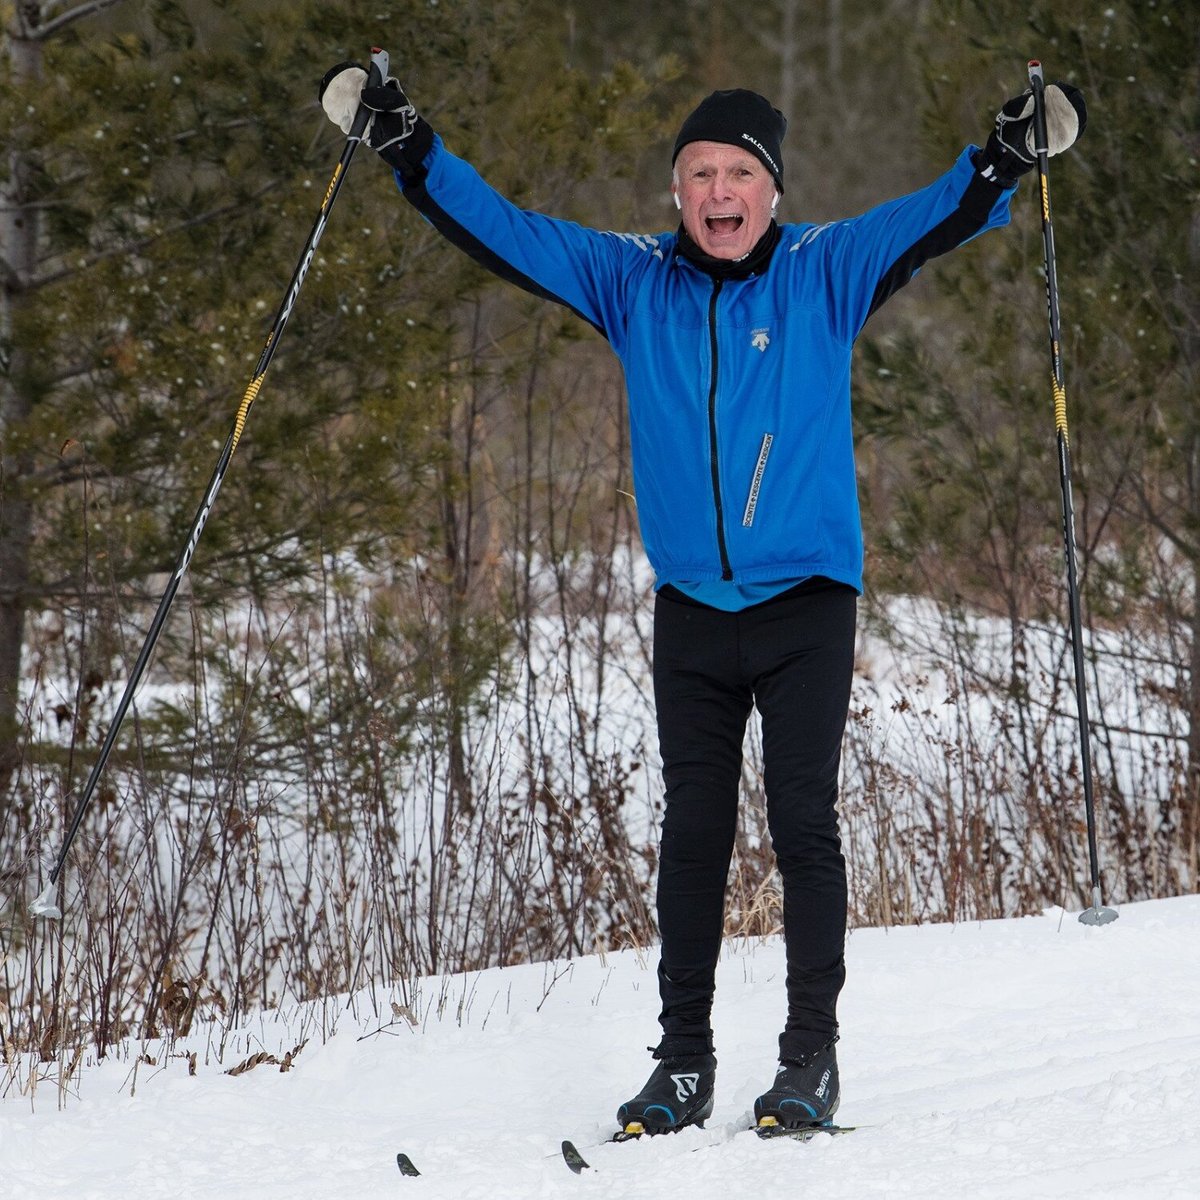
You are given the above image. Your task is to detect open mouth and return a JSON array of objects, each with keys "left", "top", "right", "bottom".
[{"left": 704, "top": 214, "right": 744, "bottom": 235}]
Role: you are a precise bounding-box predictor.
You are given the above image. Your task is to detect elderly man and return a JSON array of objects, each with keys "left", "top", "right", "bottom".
[{"left": 321, "top": 63, "right": 1085, "bottom": 1136}]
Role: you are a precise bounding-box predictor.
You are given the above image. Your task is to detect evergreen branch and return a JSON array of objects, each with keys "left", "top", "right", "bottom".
[
  {"left": 43, "top": 356, "right": 103, "bottom": 387},
  {"left": 28, "top": 179, "right": 279, "bottom": 291},
  {"left": 26, "top": 0, "right": 126, "bottom": 41},
  {"left": 25, "top": 460, "right": 109, "bottom": 486}
]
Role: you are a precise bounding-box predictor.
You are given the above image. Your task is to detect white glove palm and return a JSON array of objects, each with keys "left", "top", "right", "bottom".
[{"left": 320, "top": 64, "right": 369, "bottom": 134}]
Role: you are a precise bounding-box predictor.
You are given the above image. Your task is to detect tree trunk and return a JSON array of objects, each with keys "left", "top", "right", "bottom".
[
  {"left": 1188, "top": 544, "right": 1200, "bottom": 883},
  {"left": 778, "top": 0, "right": 798, "bottom": 123},
  {"left": 0, "top": 21, "right": 43, "bottom": 792},
  {"left": 1185, "top": 200, "right": 1200, "bottom": 883},
  {"left": 827, "top": 0, "right": 842, "bottom": 84}
]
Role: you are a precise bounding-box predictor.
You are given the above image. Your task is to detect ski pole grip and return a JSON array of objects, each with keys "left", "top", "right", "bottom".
[
  {"left": 1027, "top": 59, "right": 1049, "bottom": 157},
  {"left": 368, "top": 46, "right": 390, "bottom": 88},
  {"left": 347, "top": 46, "right": 390, "bottom": 141}
]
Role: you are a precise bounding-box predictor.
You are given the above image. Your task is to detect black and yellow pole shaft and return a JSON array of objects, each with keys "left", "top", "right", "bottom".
[
  {"left": 1028, "top": 60, "right": 1116, "bottom": 927},
  {"left": 28, "top": 48, "right": 391, "bottom": 920}
]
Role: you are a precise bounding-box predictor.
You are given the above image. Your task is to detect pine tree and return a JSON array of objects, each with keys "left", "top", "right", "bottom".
[
  {"left": 4, "top": 0, "right": 682, "bottom": 1049},
  {"left": 0, "top": 0, "right": 667, "bottom": 815}
]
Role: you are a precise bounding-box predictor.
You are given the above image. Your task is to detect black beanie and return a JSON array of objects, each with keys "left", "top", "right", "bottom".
[{"left": 672, "top": 89, "right": 788, "bottom": 191}]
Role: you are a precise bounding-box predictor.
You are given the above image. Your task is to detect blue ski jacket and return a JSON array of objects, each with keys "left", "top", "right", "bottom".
[{"left": 396, "top": 137, "right": 1015, "bottom": 593}]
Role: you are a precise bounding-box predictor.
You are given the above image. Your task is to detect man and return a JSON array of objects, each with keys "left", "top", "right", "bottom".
[{"left": 320, "top": 62, "right": 1085, "bottom": 1135}]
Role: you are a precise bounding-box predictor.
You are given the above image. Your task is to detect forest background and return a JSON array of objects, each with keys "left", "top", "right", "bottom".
[{"left": 1, "top": 0, "right": 1196, "bottom": 1068}]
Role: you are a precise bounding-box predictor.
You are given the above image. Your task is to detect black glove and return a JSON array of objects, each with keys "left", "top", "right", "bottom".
[
  {"left": 975, "top": 81, "right": 1087, "bottom": 187},
  {"left": 319, "top": 62, "right": 434, "bottom": 179}
]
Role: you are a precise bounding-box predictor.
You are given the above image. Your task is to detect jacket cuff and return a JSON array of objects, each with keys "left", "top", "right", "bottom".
[
  {"left": 378, "top": 116, "right": 436, "bottom": 184},
  {"left": 972, "top": 130, "right": 1033, "bottom": 189}
]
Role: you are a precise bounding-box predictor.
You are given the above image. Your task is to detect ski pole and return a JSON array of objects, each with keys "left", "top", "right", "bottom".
[
  {"left": 27, "top": 47, "right": 391, "bottom": 921},
  {"left": 1027, "top": 60, "right": 1116, "bottom": 927}
]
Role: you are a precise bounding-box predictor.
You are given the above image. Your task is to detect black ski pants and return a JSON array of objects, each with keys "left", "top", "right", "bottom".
[{"left": 651, "top": 577, "right": 856, "bottom": 1063}]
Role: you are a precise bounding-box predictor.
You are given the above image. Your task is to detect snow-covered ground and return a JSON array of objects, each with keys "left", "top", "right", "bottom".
[{"left": 5, "top": 895, "right": 1198, "bottom": 1199}]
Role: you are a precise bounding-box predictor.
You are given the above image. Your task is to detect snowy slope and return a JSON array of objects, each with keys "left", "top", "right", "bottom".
[{"left": 4, "top": 896, "right": 1199, "bottom": 1199}]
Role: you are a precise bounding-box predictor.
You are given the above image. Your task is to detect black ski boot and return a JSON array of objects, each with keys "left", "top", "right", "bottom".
[
  {"left": 753, "top": 1038, "right": 839, "bottom": 1130},
  {"left": 616, "top": 1048, "right": 716, "bottom": 1137}
]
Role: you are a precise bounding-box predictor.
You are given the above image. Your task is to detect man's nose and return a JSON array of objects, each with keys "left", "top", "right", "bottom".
[{"left": 710, "top": 175, "right": 735, "bottom": 200}]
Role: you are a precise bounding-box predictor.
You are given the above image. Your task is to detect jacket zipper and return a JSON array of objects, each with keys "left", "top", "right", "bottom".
[{"left": 706, "top": 279, "right": 733, "bottom": 581}]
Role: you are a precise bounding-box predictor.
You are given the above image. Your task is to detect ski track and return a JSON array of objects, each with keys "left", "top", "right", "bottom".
[{"left": 3, "top": 897, "right": 1199, "bottom": 1199}]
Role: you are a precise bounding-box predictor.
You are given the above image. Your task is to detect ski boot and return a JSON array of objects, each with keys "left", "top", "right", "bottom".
[
  {"left": 615, "top": 1048, "right": 716, "bottom": 1138},
  {"left": 754, "top": 1038, "right": 839, "bottom": 1132}
]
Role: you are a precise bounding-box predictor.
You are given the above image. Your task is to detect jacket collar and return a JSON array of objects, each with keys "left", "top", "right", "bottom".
[{"left": 675, "top": 220, "right": 781, "bottom": 280}]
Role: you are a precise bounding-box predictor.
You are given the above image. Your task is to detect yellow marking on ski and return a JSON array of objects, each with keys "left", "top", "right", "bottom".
[
  {"left": 623, "top": 1122, "right": 645, "bottom": 1136},
  {"left": 758, "top": 1116, "right": 780, "bottom": 1128}
]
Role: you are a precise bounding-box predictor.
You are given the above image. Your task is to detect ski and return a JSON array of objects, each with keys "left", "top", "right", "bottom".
[
  {"left": 562, "top": 1127, "right": 726, "bottom": 1174},
  {"left": 561, "top": 1128, "right": 661, "bottom": 1175},
  {"left": 562, "top": 1140, "right": 591, "bottom": 1174},
  {"left": 755, "top": 1121, "right": 857, "bottom": 1141},
  {"left": 562, "top": 1120, "right": 856, "bottom": 1172},
  {"left": 396, "top": 1152, "right": 421, "bottom": 1177}
]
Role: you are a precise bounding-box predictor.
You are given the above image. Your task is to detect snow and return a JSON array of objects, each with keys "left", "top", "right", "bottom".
[{"left": 5, "top": 896, "right": 1199, "bottom": 1199}]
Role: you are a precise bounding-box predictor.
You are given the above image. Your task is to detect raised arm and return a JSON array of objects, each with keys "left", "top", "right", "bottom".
[
  {"left": 319, "top": 60, "right": 654, "bottom": 342},
  {"left": 815, "top": 79, "right": 1087, "bottom": 341}
]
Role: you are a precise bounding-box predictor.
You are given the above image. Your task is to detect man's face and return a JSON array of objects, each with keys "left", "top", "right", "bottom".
[{"left": 672, "top": 141, "right": 778, "bottom": 260}]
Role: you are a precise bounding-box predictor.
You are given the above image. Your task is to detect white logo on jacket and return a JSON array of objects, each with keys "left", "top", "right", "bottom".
[
  {"left": 791, "top": 222, "right": 834, "bottom": 250},
  {"left": 751, "top": 328, "right": 770, "bottom": 352},
  {"left": 606, "top": 231, "right": 664, "bottom": 261}
]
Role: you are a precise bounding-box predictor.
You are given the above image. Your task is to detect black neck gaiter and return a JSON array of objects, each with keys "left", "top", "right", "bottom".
[{"left": 676, "top": 220, "right": 781, "bottom": 280}]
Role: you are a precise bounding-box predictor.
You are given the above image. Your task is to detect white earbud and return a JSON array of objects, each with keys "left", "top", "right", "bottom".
[
  {"left": 771, "top": 191, "right": 780, "bottom": 212},
  {"left": 673, "top": 192, "right": 682, "bottom": 210}
]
